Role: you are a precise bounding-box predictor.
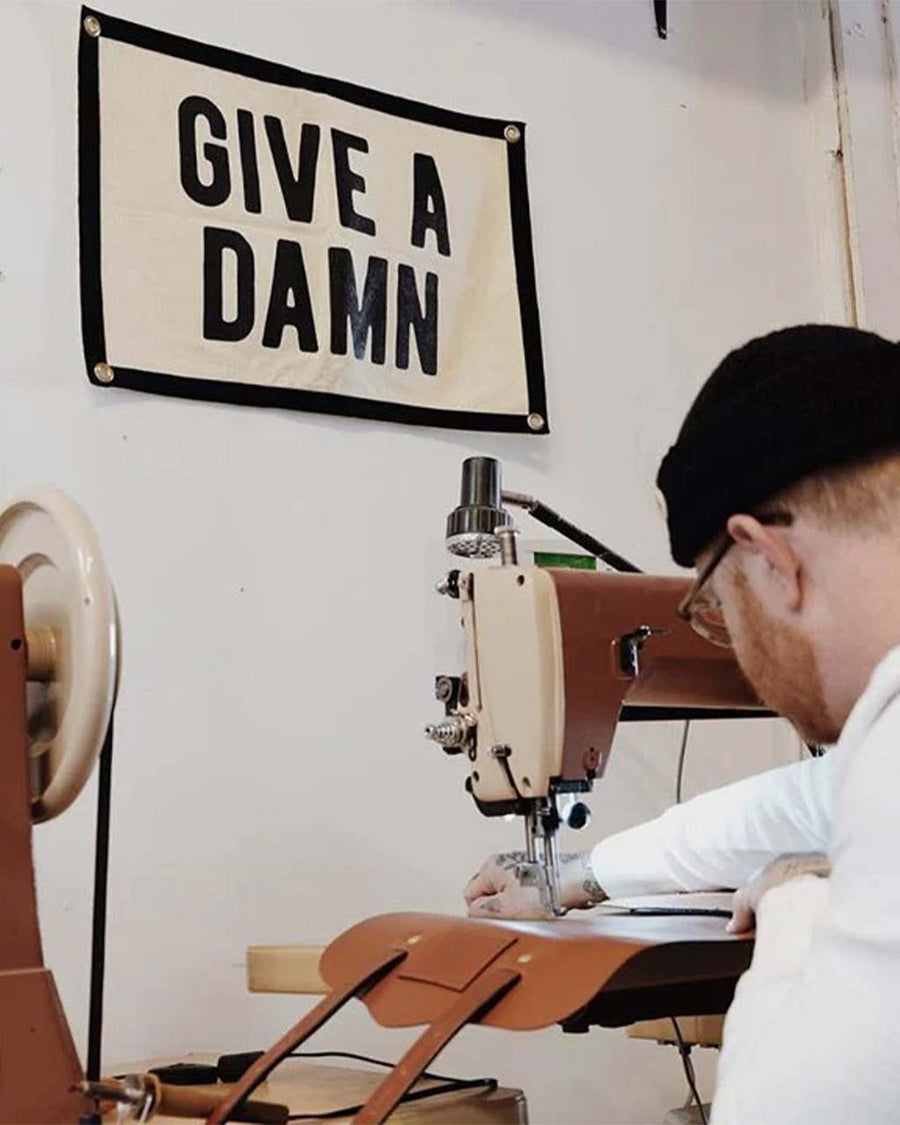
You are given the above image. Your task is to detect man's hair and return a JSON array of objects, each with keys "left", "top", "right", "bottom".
[
  {"left": 657, "top": 325, "right": 900, "bottom": 565},
  {"left": 772, "top": 450, "right": 900, "bottom": 534}
]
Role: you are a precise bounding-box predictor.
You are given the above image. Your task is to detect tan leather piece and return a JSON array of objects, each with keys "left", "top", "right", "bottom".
[
  {"left": 354, "top": 968, "right": 520, "bottom": 1125},
  {"left": 549, "top": 570, "right": 763, "bottom": 782},
  {"left": 229, "top": 914, "right": 749, "bottom": 1124},
  {"left": 319, "top": 912, "right": 752, "bottom": 1032},
  {"left": 206, "top": 949, "right": 408, "bottom": 1125},
  {"left": 397, "top": 927, "right": 516, "bottom": 992}
]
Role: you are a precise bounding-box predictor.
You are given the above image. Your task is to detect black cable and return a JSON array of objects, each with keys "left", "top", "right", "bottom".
[
  {"left": 495, "top": 749, "right": 525, "bottom": 802},
  {"left": 287, "top": 1077, "right": 498, "bottom": 1121},
  {"left": 216, "top": 1048, "right": 498, "bottom": 1119},
  {"left": 287, "top": 1049, "right": 473, "bottom": 1085},
  {"left": 526, "top": 501, "right": 642, "bottom": 574},
  {"left": 670, "top": 1019, "right": 708, "bottom": 1125},
  {"left": 675, "top": 720, "right": 691, "bottom": 804},
  {"left": 86, "top": 717, "right": 114, "bottom": 1082},
  {"left": 654, "top": 0, "right": 668, "bottom": 39}
]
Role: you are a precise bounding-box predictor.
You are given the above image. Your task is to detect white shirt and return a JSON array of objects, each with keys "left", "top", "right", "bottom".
[
  {"left": 591, "top": 749, "right": 834, "bottom": 898},
  {"left": 590, "top": 645, "right": 900, "bottom": 1124},
  {"left": 712, "top": 646, "right": 900, "bottom": 1123}
]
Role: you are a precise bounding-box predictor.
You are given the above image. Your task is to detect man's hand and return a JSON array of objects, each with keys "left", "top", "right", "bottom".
[
  {"left": 727, "top": 852, "right": 831, "bottom": 934},
  {"left": 464, "top": 851, "right": 606, "bottom": 919}
]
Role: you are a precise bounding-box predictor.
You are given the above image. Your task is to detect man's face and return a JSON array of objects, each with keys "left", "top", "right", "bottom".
[{"left": 715, "top": 564, "right": 839, "bottom": 745}]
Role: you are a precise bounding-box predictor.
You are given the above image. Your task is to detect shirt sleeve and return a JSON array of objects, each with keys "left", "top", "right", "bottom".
[
  {"left": 590, "top": 752, "right": 833, "bottom": 898},
  {"left": 710, "top": 703, "right": 900, "bottom": 1124}
]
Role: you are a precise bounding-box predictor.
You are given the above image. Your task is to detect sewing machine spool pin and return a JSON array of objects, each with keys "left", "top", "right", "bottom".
[{"left": 496, "top": 525, "right": 520, "bottom": 567}]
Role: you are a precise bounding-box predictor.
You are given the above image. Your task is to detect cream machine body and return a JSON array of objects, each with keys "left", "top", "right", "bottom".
[{"left": 426, "top": 458, "right": 767, "bottom": 915}]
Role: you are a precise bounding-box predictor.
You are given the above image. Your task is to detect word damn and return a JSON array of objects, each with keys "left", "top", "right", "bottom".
[{"left": 180, "top": 97, "right": 451, "bottom": 376}]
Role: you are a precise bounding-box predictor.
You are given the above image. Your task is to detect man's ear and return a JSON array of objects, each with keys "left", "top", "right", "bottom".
[{"left": 725, "top": 514, "right": 802, "bottom": 611}]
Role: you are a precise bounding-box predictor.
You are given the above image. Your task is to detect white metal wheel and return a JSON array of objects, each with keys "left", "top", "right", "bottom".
[{"left": 0, "top": 489, "right": 118, "bottom": 821}]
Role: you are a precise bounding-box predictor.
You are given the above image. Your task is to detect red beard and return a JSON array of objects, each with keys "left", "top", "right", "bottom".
[{"left": 731, "top": 572, "right": 839, "bottom": 745}]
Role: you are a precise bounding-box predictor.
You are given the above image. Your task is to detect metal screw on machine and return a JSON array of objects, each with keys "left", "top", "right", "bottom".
[
  {"left": 434, "top": 674, "right": 466, "bottom": 714},
  {"left": 435, "top": 677, "right": 454, "bottom": 703},
  {"left": 435, "top": 570, "right": 461, "bottom": 599},
  {"left": 424, "top": 714, "right": 476, "bottom": 754}
]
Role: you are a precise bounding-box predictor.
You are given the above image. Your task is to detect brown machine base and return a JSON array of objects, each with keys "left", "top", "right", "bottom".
[
  {"left": 0, "top": 566, "right": 88, "bottom": 1123},
  {"left": 0, "top": 968, "right": 86, "bottom": 1124}
]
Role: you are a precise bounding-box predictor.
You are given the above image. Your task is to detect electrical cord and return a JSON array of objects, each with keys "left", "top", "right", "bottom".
[
  {"left": 287, "top": 1078, "right": 498, "bottom": 1121},
  {"left": 494, "top": 747, "right": 525, "bottom": 802},
  {"left": 86, "top": 717, "right": 115, "bottom": 1095},
  {"left": 670, "top": 1019, "right": 708, "bottom": 1125},
  {"left": 675, "top": 720, "right": 691, "bottom": 804},
  {"left": 215, "top": 1049, "right": 498, "bottom": 1122},
  {"left": 287, "top": 1049, "right": 476, "bottom": 1085}
]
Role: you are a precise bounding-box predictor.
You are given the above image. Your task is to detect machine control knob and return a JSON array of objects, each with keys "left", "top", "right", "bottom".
[
  {"left": 424, "top": 714, "right": 476, "bottom": 754},
  {"left": 435, "top": 570, "right": 461, "bottom": 599},
  {"left": 561, "top": 799, "right": 592, "bottom": 830}
]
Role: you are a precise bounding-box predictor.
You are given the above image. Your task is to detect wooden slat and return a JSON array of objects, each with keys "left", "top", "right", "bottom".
[
  {"left": 246, "top": 945, "right": 329, "bottom": 995},
  {"left": 627, "top": 1014, "right": 725, "bottom": 1047}
]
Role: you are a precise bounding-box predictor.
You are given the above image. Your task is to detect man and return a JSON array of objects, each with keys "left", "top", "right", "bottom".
[{"left": 466, "top": 324, "right": 900, "bottom": 1122}]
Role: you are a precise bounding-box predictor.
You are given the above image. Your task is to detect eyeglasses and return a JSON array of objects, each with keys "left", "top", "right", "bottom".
[{"left": 677, "top": 511, "right": 794, "bottom": 648}]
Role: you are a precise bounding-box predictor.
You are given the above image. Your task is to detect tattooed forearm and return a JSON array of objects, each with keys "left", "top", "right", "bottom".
[
  {"left": 495, "top": 851, "right": 528, "bottom": 870},
  {"left": 555, "top": 852, "right": 607, "bottom": 909},
  {"left": 577, "top": 852, "right": 607, "bottom": 903}
]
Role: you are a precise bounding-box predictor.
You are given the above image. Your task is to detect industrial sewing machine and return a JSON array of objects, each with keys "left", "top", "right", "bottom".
[
  {"left": 219, "top": 457, "right": 767, "bottom": 1125},
  {"left": 425, "top": 456, "right": 766, "bottom": 914}
]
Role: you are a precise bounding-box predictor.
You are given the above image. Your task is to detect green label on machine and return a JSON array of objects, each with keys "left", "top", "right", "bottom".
[{"left": 533, "top": 551, "right": 597, "bottom": 570}]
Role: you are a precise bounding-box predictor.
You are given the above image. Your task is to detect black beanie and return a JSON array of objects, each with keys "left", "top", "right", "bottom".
[{"left": 657, "top": 325, "right": 900, "bottom": 567}]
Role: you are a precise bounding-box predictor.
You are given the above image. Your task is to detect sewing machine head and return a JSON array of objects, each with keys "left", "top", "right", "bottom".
[{"left": 426, "top": 457, "right": 766, "bottom": 914}]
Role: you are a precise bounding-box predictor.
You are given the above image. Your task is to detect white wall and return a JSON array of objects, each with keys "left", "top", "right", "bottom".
[{"left": 1, "top": 2, "right": 849, "bottom": 1121}]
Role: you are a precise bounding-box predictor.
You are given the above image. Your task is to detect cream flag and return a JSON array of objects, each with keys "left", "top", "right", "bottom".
[{"left": 78, "top": 8, "right": 548, "bottom": 433}]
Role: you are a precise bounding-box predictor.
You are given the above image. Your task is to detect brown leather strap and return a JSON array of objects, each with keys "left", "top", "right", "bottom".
[
  {"left": 206, "top": 949, "right": 407, "bottom": 1125},
  {"left": 352, "top": 967, "right": 520, "bottom": 1125}
]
